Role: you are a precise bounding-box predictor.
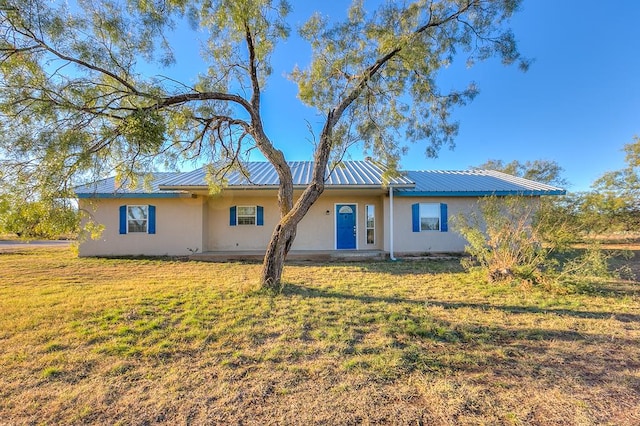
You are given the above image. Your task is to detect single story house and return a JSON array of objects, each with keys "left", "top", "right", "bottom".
[{"left": 75, "top": 160, "right": 565, "bottom": 258}]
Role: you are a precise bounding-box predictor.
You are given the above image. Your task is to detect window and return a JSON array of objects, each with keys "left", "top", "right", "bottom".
[
  {"left": 420, "top": 203, "right": 440, "bottom": 231},
  {"left": 119, "top": 205, "right": 156, "bottom": 234},
  {"left": 365, "top": 205, "right": 375, "bottom": 244},
  {"left": 412, "top": 203, "right": 448, "bottom": 233},
  {"left": 237, "top": 206, "right": 256, "bottom": 225},
  {"left": 229, "top": 205, "right": 264, "bottom": 226},
  {"left": 128, "top": 205, "right": 148, "bottom": 232}
]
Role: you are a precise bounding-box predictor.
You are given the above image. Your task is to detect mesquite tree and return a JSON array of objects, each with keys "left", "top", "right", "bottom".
[{"left": 0, "top": 0, "right": 527, "bottom": 290}]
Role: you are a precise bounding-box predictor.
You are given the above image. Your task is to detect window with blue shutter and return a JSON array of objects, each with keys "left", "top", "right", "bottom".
[
  {"left": 120, "top": 205, "right": 155, "bottom": 234},
  {"left": 119, "top": 205, "right": 127, "bottom": 234},
  {"left": 257, "top": 206, "right": 264, "bottom": 226},
  {"left": 148, "top": 205, "right": 156, "bottom": 234},
  {"left": 411, "top": 203, "right": 420, "bottom": 232},
  {"left": 440, "top": 203, "right": 448, "bottom": 232},
  {"left": 231, "top": 205, "right": 263, "bottom": 226},
  {"left": 230, "top": 206, "right": 237, "bottom": 226},
  {"left": 412, "top": 202, "right": 448, "bottom": 232}
]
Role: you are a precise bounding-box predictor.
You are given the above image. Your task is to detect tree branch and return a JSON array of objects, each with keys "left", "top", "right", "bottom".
[
  {"left": 245, "top": 22, "right": 261, "bottom": 112},
  {"left": 10, "top": 21, "right": 141, "bottom": 95}
]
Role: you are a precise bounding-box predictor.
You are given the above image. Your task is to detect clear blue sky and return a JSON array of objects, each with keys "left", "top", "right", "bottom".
[{"left": 170, "top": 0, "right": 640, "bottom": 192}]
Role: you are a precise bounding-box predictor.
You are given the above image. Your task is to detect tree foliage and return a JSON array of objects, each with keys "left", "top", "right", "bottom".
[
  {"left": 475, "top": 158, "right": 568, "bottom": 187},
  {"left": 585, "top": 136, "right": 640, "bottom": 232},
  {"left": 474, "top": 158, "right": 587, "bottom": 239},
  {"left": 0, "top": 0, "right": 527, "bottom": 289},
  {"left": 0, "top": 194, "right": 78, "bottom": 238}
]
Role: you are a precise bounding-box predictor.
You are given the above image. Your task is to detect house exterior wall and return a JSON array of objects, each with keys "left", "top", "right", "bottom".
[
  {"left": 383, "top": 195, "right": 541, "bottom": 254},
  {"left": 204, "top": 191, "right": 385, "bottom": 251},
  {"left": 78, "top": 190, "right": 542, "bottom": 257},
  {"left": 78, "top": 196, "right": 205, "bottom": 256},
  {"left": 383, "top": 196, "right": 475, "bottom": 253},
  {"left": 294, "top": 193, "right": 385, "bottom": 250}
]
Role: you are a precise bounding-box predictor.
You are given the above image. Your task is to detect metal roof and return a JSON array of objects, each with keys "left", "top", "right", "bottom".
[
  {"left": 395, "top": 170, "right": 565, "bottom": 196},
  {"left": 75, "top": 172, "right": 190, "bottom": 198},
  {"left": 159, "top": 161, "right": 415, "bottom": 189},
  {"left": 75, "top": 163, "right": 566, "bottom": 198}
]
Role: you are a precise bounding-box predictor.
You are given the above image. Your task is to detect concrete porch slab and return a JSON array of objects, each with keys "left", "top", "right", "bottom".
[{"left": 189, "top": 250, "right": 387, "bottom": 262}]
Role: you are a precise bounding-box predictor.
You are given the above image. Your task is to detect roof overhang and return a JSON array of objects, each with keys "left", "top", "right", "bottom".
[
  {"left": 158, "top": 183, "right": 416, "bottom": 191},
  {"left": 76, "top": 192, "right": 192, "bottom": 199},
  {"left": 394, "top": 189, "right": 566, "bottom": 197}
]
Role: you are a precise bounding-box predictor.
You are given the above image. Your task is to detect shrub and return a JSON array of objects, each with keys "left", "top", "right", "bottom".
[
  {"left": 0, "top": 198, "right": 79, "bottom": 239},
  {"left": 455, "top": 196, "right": 550, "bottom": 284},
  {"left": 454, "top": 196, "right": 616, "bottom": 288}
]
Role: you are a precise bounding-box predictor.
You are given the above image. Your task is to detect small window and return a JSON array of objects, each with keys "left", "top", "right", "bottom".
[
  {"left": 365, "top": 205, "right": 375, "bottom": 244},
  {"left": 419, "top": 203, "right": 440, "bottom": 231},
  {"left": 230, "top": 205, "right": 263, "bottom": 226},
  {"left": 128, "top": 205, "right": 148, "bottom": 233},
  {"left": 412, "top": 203, "right": 447, "bottom": 233},
  {"left": 119, "top": 205, "right": 155, "bottom": 234},
  {"left": 237, "top": 206, "right": 257, "bottom": 225}
]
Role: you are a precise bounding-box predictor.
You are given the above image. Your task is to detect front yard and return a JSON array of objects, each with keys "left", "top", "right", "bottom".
[{"left": 0, "top": 247, "right": 638, "bottom": 424}]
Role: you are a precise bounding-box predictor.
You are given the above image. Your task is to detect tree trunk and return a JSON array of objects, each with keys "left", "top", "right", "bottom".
[
  {"left": 258, "top": 181, "right": 328, "bottom": 290},
  {"left": 260, "top": 217, "right": 297, "bottom": 291},
  {"left": 258, "top": 112, "right": 334, "bottom": 291}
]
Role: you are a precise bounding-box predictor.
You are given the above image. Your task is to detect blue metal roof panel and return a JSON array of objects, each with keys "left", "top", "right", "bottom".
[
  {"left": 75, "top": 164, "right": 565, "bottom": 197},
  {"left": 396, "top": 170, "right": 565, "bottom": 196},
  {"left": 74, "top": 172, "right": 188, "bottom": 197},
  {"left": 159, "top": 161, "right": 414, "bottom": 188}
]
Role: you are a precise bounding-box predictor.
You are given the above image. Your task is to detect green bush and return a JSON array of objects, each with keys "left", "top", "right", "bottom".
[
  {"left": 0, "top": 197, "right": 79, "bottom": 239},
  {"left": 455, "top": 196, "right": 549, "bottom": 283},
  {"left": 454, "top": 196, "right": 616, "bottom": 288}
]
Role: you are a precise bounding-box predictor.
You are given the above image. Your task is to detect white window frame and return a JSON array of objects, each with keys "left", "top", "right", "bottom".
[
  {"left": 237, "top": 205, "right": 257, "bottom": 226},
  {"left": 127, "top": 205, "right": 148, "bottom": 233},
  {"left": 365, "top": 204, "right": 375, "bottom": 245},
  {"left": 419, "top": 203, "right": 441, "bottom": 231}
]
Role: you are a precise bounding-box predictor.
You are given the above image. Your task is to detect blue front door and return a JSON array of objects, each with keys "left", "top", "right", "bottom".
[{"left": 336, "top": 204, "right": 356, "bottom": 249}]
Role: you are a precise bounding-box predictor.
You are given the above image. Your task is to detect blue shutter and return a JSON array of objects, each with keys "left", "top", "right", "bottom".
[
  {"left": 257, "top": 206, "right": 264, "bottom": 226},
  {"left": 119, "top": 205, "right": 127, "bottom": 234},
  {"left": 412, "top": 203, "right": 420, "bottom": 232},
  {"left": 440, "top": 203, "right": 448, "bottom": 232},
  {"left": 148, "top": 205, "right": 156, "bottom": 234},
  {"left": 230, "top": 206, "right": 236, "bottom": 226}
]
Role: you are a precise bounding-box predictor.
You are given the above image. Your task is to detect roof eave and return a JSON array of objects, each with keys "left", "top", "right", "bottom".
[
  {"left": 395, "top": 189, "right": 566, "bottom": 197},
  {"left": 76, "top": 192, "right": 192, "bottom": 199},
  {"left": 159, "top": 183, "right": 416, "bottom": 191}
]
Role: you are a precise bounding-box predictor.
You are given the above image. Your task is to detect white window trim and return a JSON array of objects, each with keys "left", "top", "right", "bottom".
[
  {"left": 365, "top": 204, "right": 375, "bottom": 245},
  {"left": 236, "top": 205, "right": 257, "bottom": 226},
  {"left": 127, "top": 205, "right": 149, "bottom": 233},
  {"left": 419, "top": 203, "right": 441, "bottom": 232}
]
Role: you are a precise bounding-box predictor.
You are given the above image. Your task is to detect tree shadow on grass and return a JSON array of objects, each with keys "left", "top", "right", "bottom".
[
  {"left": 279, "top": 283, "right": 640, "bottom": 398},
  {"left": 282, "top": 283, "right": 640, "bottom": 324},
  {"left": 338, "top": 259, "right": 467, "bottom": 275}
]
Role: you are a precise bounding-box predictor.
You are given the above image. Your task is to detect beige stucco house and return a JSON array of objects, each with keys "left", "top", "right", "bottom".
[{"left": 75, "top": 161, "right": 564, "bottom": 258}]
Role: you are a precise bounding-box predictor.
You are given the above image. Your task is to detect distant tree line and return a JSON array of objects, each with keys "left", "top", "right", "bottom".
[
  {"left": 0, "top": 193, "right": 78, "bottom": 239},
  {"left": 477, "top": 135, "right": 640, "bottom": 238}
]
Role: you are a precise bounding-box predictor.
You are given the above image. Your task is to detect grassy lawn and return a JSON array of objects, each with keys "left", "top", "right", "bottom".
[{"left": 1, "top": 248, "right": 639, "bottom": 425}]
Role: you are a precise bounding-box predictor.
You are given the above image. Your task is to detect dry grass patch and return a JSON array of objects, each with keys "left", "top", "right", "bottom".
[{"left": 0, "top": 247, "right": 639, "bottom": 425}]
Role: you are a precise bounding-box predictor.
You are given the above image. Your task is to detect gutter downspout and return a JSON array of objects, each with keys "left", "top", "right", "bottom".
[{"left": 389, "top": 185, "right": 396, "bottom": 261}]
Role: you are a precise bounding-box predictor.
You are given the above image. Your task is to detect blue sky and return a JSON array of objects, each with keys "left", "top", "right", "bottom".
[{"left": 170, "top": 0, "right": 640, "bottom": 192}]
